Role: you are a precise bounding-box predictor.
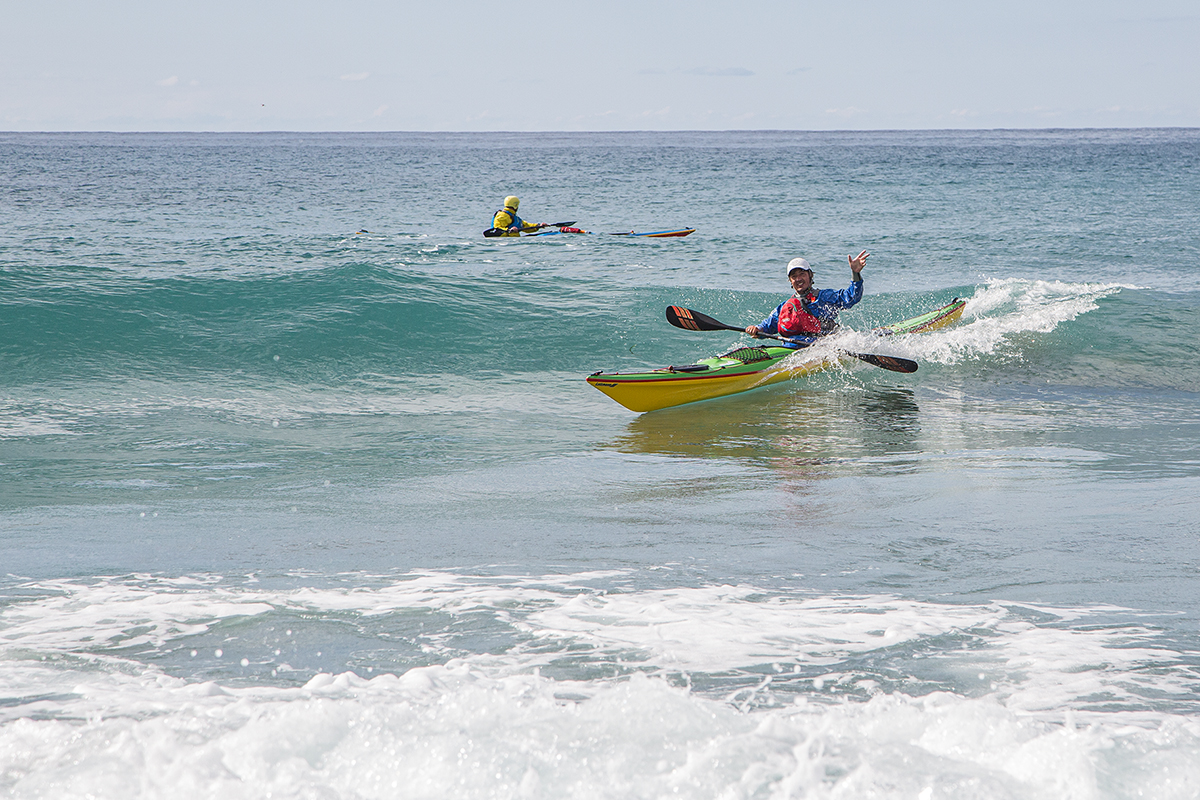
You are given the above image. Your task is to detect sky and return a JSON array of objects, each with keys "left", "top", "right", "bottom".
[{"left": 3, "top": 0, "right": 1198, "bottom": 131}]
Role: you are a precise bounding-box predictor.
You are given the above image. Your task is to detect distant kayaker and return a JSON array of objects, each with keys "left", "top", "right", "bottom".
[
  {"left": 484, "top": 196, "right": 549, "bottom": 237},
  {"left": 745, "top": 251, "right": 869, "bottom": 347}
]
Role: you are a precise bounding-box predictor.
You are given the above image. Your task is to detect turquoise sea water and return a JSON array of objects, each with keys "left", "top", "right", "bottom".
[{"left": 2, "top": 130, "right": 1200, "bottom": 798}]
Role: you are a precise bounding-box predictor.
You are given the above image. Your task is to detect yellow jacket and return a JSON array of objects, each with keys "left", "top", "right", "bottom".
[{"left": 492, "top": 208, "right": 540, "bottom": 236}]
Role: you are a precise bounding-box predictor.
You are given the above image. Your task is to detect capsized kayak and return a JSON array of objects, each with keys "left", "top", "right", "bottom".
[
  {"left": 528, "top": 226, "right": 695, "bottom": 237},
  {"left": 586, "top": 298, "right": 966, "bottom": 413}
]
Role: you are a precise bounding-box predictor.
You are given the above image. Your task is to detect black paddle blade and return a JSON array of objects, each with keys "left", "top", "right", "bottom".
[
  {"left": 549, "top": 220, "right": 576, "bottom": 227},
  {"left": 846, "top": 352, "right": 919, "bottom": 373},
  {"left": 665, "top": 306, "right": 740, "bottom": 333}
]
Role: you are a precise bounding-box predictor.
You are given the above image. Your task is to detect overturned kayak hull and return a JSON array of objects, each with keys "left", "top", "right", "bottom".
[{"left": 586, "top": 298, "right": 966, "bottom": 412}]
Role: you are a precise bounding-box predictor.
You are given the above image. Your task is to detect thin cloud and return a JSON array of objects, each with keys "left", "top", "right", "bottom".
[
  {"left": 340, "top": 72, "right": 370, "bottom": 81},
  {"left": 685, "top": 67, "right": 754, "bottom": 77},
  {"left": 639, "top": 67, "right": 755, "bottom": 77},
  {"left": 156, "top": 76, "right": 179, "bottom": 87},
  {"left": 1113, "top": 14, "right": 1200, "bottom": 24}
]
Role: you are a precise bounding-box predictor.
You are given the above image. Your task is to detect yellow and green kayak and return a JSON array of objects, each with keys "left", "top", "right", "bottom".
[{"left": 586, "top": 298, "right": 965, "bottom": 413}]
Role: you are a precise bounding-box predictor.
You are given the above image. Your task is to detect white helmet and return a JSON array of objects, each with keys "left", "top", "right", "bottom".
[{"left": 786, "top": 257, "right": 812, "bottom": 277}]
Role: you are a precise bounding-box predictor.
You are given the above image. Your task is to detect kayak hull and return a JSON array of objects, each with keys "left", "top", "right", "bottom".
[
  {"left": 527, "top": 227, "right": 695, "bottom": 237},
  {"left": 588, "top": 347, "right": 827, "bottom": 412},
  {"left": 587, "top": 299, "right": 965, "bottom": 412},
  {"left": 624, "top": 228, "right": 695, "bottom": 237}
]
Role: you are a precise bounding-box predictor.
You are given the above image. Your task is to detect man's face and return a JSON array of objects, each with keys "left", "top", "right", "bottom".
[{"left": 788, "top": 269, "right": 813, "bottom": 294}]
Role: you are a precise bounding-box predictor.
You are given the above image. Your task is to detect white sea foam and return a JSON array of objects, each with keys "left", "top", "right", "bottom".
[
  {"left": 11, "top": 661, "right": 1200, "bottom": 800},
  {"left": 829, "top": 279, "right": 1129, "bottom": 367},
  {"left": 3, "top": 571, "right": 1199, "bottom": 798},
  {"left": 3, "top": 574, "right": 1192, "bottom": 710},
  {"left": 0, "top": 407, "right": 79, "bottom": 440}
]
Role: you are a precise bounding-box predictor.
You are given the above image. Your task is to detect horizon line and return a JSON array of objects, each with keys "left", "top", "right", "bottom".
[{"left": 4, "top": 126, "right": 1199, "bottom": 135}]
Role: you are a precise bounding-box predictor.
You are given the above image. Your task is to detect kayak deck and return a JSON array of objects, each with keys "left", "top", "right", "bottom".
[{"left": 587, "top": 298, "right": 965, "bottom": 412}]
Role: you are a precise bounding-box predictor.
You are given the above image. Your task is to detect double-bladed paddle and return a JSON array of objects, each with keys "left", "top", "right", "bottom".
[
  {"left": 525, "top": 221, "right": 579, "bottom": 236},
  {"left": 665, "top": 305, "right": 918, "bottom": 374}
]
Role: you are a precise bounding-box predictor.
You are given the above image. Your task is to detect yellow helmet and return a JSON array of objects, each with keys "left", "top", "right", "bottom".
[{"left": 503, "top": 196, "right": 520, "bottom": 210}]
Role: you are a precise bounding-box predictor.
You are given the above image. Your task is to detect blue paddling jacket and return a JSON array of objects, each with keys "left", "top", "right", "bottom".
[{"left": 756, "top": 280, "right": 863, "bottom": 348}]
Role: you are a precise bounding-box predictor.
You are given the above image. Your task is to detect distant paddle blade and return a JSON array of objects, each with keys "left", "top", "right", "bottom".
[
  {"left": 665, "top": 306, "right": 738, "bottom": 333},
  {"left": 549, "top": 221, "right": 576, "bottom": 227},
  {"left": 846, "top": 352, "right": 919, "bottom": 373}
]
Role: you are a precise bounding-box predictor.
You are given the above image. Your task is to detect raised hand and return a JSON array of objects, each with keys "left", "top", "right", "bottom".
[{"left": 848, "top": 250, "right": 870, "bottom": 273}]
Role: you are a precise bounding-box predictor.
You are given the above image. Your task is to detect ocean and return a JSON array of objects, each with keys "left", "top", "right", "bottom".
[{"left": 2, "top": 129, "right": 1199, "bottom": 798}]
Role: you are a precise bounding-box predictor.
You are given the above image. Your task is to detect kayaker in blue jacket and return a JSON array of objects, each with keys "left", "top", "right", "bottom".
[{"left": 745, "top": 251, "right": 868, "bottom": 347}]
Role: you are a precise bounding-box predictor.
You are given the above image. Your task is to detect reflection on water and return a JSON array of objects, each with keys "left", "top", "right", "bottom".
[
  {"left": 856, "top": 388, "right": 921, "bottom": 454},
  {"left": 607, "top": 385, "right": 922, "bottom": 469}
]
